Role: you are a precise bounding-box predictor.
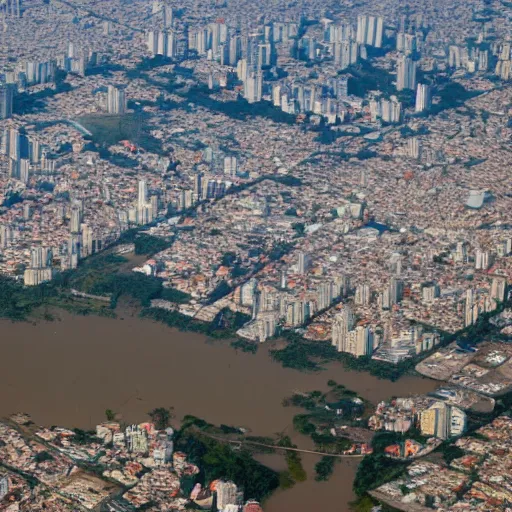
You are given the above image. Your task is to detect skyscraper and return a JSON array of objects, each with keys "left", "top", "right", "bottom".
[
  {"left": 332, "top": 306, "right": 355, "bottom": 352},
  {"left": 407, "top": 137, "right": 421, "bottom": 159},
  {"left": 396, "top": 55, "right": 417, "bottom": 91},
  {"left": 490, "top": 276, "right": 507, "bottom": 303},
  {"left": 136, "top": 180, "right": 156, "bottom": 225},
  {"left": 107, "top": 85, "right": 126, "bottom": 115},
  {"left": 396, "top": 33, "right": 417, "bottom": 54},
  {"left": 163, "top": 3, "right": 173, "bottom": 29},
  {"left": 70, "top": 205, "right": 81, "bottom": 234},
  {"left": 297, "top": 251, "right": 311, "bottom": 274},
  {"left": 380, "top": 97, "right": 402, "bottom": 123},
  {"left": 30, "top": 246, "right": 52, "bottom": 269},
  {"left": 475, "top": 249, "right": 490, "bottom": 270},
  {"left": 0, "top": 225, "right": 13, "bottom": 249},
  {"left": 0, "top": 475, "right": 9, "bottom": 500},
  {"left": 0, "top": 83, "right": 14, "bottom": 120},
  {"left": 229, "top": 34, "right": 241, "bottom": 66},
  {"left": 138, "top": 180, "right": 148, "bottom": 208},
  {"left": 465, "top": 288, "right": 475, "bottom": 327},
  {"left": 244, "top": 71, "right": 263, "bottom": 103},
  {"left": 166, "top": 31, "right": 177, "bottom": 58},
  {"left": 415, "top": 84, "right": 432, "bottom": 113},
  {"left": 356, "top": 15, "right": 383, "bottom": 47},
  {"left": 8, "top": 127, "right": 20, "bottom": 160},
  {"left": 355, "top": 283, "right": 371, "bottom": 306},
  {"left": 223, "top": 156, "right": 237, "bottom": 176}
]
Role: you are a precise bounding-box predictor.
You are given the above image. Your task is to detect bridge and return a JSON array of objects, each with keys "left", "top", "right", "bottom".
[{"left": 203, "top": 432, "right": 366, "bottom": 459}]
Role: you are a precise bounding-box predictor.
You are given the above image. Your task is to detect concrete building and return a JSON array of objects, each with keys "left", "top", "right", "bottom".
[
  {"left": 0, "top": 83, "right": 14, "bottom": 120},
  {"left": 420, "top": 402, "right": 466, "bottom": 440},
  {"left": 396, "top": 55, "right": 417, "bottom": 91},
  {"left": 415, "top": 84, "right": 432, "bottom": 113},
  {"left": 216, "top": 480, "right": 238, "bottom": 510},
  {"left": 107, "top": 85, "right": 126, "bottom": 115}
]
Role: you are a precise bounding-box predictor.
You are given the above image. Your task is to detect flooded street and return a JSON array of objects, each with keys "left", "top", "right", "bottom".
[{"left": 0, "top": 310, "right": 438, "bottom": 511}]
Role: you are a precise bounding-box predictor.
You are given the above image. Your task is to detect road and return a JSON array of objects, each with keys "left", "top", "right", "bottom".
[{"left": 52, "top": 0, "right": 144, "bottom": 33}]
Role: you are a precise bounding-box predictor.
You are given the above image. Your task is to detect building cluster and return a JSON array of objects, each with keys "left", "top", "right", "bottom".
[
  {"left": 416, "top": 340, "right": 512, "bottom": 397},
  {"left": 372, "top": 415, "right": 512, "bottom": 511},
  {"left": 0, "top": 0, "right": 510, "bottom": 370},
  {"left": 383, "top": 437, "right": 441, "bottom": 460},
  {"left": 368, "top": 395, "right": 467, "bottom": 440},
  {"left": 0, "top": 414, "right": 265, "bottom": 512}
]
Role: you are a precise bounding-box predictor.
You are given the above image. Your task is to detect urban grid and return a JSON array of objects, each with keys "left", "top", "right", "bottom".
[{"left": 0, "top": 0, "right": 512, "bottom": 509}]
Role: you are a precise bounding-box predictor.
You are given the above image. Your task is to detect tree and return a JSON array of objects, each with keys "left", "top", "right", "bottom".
[
  {"left": 105, "top": 409, "right": 116, "bottom": 421},
  {"left": 315, "top": 456, "right": 336, "bottom": 481},
  {"left": 148, "top": 407, "right": 173, "bottom": 430}
]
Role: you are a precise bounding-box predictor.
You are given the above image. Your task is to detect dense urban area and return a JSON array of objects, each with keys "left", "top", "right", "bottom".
[{"left": 0, "top": 0, "right": 512, "bottom": 509}]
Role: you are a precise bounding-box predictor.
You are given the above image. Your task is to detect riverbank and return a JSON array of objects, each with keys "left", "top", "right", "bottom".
[{"left": 0, "top": 309, "right": 439, "bottom": 512}]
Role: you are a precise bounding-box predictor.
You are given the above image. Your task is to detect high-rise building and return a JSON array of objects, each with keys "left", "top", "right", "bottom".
[
  {"left": 163, "top": 3, "right": 173, "bottom": 29},
  {"left": 478, "top": 50, "right": 488, "bottom": 71},
  {"left": 356, "top": 15, "right": 383, "bottom": 47},
  {"left": 334, "top": 40, "right": 358, "bottom": 69},
  {"left": 415, "top": 84, "right": 432, "bottom": 113},
  {"left": 81, "top": 224, "right": 94, "bottom": 258},
  {"left": 297, "top": 252, "right": 311, "bottom": 274},
  {"left": 0, "top": 83, "right": 14, "bottom": 120},
  {"left": 125, "top": 425, "right": 148, "bottom": 453},
  {"left": 389, "top": 277, "right": 404, "bottom": 305},
  {"left": 360, "top": 168, "right": 368, "bottom": 188},
  {"left": 258, "top": 42, "right": 273, "bottom": 67},
  {"left": 70, "top": 205, "right": 81, "bottom": 234},
  {"left": 223, "top": 156, "right": 237, "bottom": 176},
  {"left": 29, "top": 137, "right": 42, "bottom": 164},
  {"left": 24, "top": 246, "right": 53, "bottom": 286},
  {"left": 0, "top": 225, "right": 13, "bottom": 249},
  {"left": 490, "top": 276, "right": 507, "bottom": 303},
  {"left": 396, "top": 33, "right": 417, "bottom": 54},
  {"left": 396, "top": 55, "right": 417, "bottom": 91},
  {"left": 138, "top": 180, "right": 148, "bottom": 208},
  {"left": 0, "top": 475, "right": 9, "bottom": 500},
  {"left": 407, "top": 137, "right": 421, "bottom": 159},
  {"left": 332, "top": 306, "right": 355, "bottom": 352},
  {"left": 449, "top": 45, "right": 461, "bottom": 68},
  {"left": 195, "top": 28, "right": 208, "bottom": 55},
  {"left": 453, "top": 241, "right": 467, "bottom": 264},
  {"left": 107, "top": 85, "right": 126, "bottom": 115},
  {"left": 216, "top": 481, "right": 238, "bottom": 510},
  {"left": 19, "top": 158, "right": 30, "bottom": 183},
  {"left": 422, "top": 283, "right": 440, "bottom": 304},
  {"left": 355, "top": 283, "right": 371, "bottom": 306},
  {"left": 380, "top": 97, "right": 402, "bottom": 123},
  {"left": 6, "top": 127, "right": 20, "bottom": 161},
  {"left": 475, "top": 249, "right": 491, "bottom": 270},
  {"left": 229, "top": 34, "right": 241, "bottom": 66},
  {"left": 243, "top": 71, "right": 263, "bottom": 103},
  {"left": 465, "top": 288, "right": 475, "bottom": 327},
  {"left": 166, "top": 31, "right": 177, "bottom": 58},
  {"left": 1, "top": 0, "right": 21, "bottom": 17},
  {"left": 136, "top": 180, "right": 156, "bottom": 225},
  {"left": 32, "top": 247, "right": 51, "bottom": 270}
]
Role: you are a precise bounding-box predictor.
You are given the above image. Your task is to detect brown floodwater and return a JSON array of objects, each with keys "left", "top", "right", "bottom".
[{"left": 0, "top": 310, "right": 438, "bottom": 511}]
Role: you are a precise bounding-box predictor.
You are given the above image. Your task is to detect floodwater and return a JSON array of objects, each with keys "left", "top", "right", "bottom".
[{"left": 0, "top": 310, "right": 438, "bottom": 511}]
